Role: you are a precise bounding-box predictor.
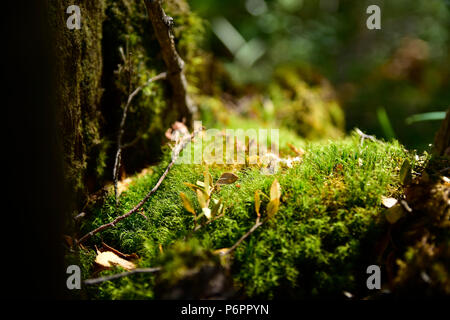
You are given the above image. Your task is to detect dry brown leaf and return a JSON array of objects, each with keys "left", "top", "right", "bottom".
[
  {"left": 216, "top": 172, "right": 239, "bottom": 185},
  {"left": 287, "top": 143, "right": 305, "bottom": 156},
  {"left": 117, "top": 177, "right": 133, "bottom": 196},
  {"left": 95, "top": 251, "right": 136, "bottom": 270},
  {"left": 63, "top": 235, "right": 73, "bottom": 247},
  {"left": 381, "top": 196, "right": 398, "bottom": 208},
  {"left": 101, "top": 242, "right": 139, "bottom": 260},
  {"left": 213, "top": 248, "right": 230, "bottom": 256}
]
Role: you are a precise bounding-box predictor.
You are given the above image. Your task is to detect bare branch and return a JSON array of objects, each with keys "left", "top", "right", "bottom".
[
  {"left": 221, "top": 217, "right": 264, "bottom": 256},
  {"left": 144, "top": 0, "right": 196, "bottom": 124},
  {"left": 113, "top": 71, "right": 168, "bottom": 203},
  {"left": 192, "top": 212, "right": 225, "bottom": 233},
  {"left": 355, "top": 128, "right": 378, "bottom": 147},
  {"left": 78, "top": 129, "right": 199, "bottom": 244},
  {"left": 84, "top": 267, "right": 162, "bottom": 285}
]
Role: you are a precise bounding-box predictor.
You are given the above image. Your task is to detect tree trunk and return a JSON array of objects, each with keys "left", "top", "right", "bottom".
[
  {"left": 433, "top": 109, "right": 450, "bottom": 156},
  {"left": 49, "top": 0, "right": 105, "bottom": 204}
]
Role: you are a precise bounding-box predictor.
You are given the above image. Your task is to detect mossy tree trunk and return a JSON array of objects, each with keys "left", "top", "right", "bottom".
[
  {"left": 48, "top": 0, "right": 202, "bottom": 210},
  {"left": 434, "top": 109, "right": 450, "bottom": 156},
  {"left": 49, "top": 0, "right": 106, "bottom": 206}
]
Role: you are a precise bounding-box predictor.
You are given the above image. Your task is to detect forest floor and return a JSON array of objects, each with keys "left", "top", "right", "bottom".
[{"left": 65, "top": 103, "right": 450, "bottom": 299}]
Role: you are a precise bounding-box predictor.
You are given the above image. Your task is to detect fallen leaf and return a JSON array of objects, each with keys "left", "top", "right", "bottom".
[
  {"left": 213, "top": 248, "right": 229, "bottom": 255},
  {"left": 101, "top": 242, "right": 139, "bottom": 260},
  {"left": 287, "top": 143, "right": 305, "bottom": 156},
  {"left": 63, "top": 235, "right": 73, "bottom": 247},
  {"left": 216, "top": 172, "right": 239, "bottom": 185},
  {"left": 381, "top": 196, "right": 398, "bottom": 208},
  {"left": 95, "top": 251, "right": 136, "bottom": 270},
  {"left": 117, "top": 177, "right": 133, "bottom": 196}
]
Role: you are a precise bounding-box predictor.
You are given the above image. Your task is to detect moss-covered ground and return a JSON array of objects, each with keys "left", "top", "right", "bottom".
[{"left": 70, "top": 108, "right": 418, "bottom": 299}]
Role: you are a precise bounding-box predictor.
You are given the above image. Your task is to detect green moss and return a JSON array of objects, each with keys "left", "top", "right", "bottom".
[
  {"left": 100, "top": 0, "right": 208, "bottom": 175},
  {"left": 77, "top": 126, "right": 413, "bottom": 299}
]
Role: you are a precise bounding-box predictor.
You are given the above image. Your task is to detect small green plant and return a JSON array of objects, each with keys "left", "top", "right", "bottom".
[{"left": 180, "top": 167, "right": 238, "bottom": 229}]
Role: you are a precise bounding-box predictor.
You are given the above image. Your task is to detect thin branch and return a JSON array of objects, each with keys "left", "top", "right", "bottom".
[
  {"left": 113, "top": 71, "right": 168, "bottom": 203},
  {"left": 355, "top": 128, "right": 378, "bottom": 147},
  {"left": 192, "top": 212, "right": 225, "bottom": 233},
  {"left": 221, "top": 217, "right": 264, "bottom": 256},
  {"left": 84, "top": 267, "right": 162, "bottom": 285},
  {"left": 77, "top": 129, "right": 199, "bottom": 244},
  {"left": 144, "top": 0, "right": 196, "bottom": 124}
]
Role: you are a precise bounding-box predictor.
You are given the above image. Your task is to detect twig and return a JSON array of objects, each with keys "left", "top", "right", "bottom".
[
  {"left": 439, "top": 167, "right": 450, "bottom": 173},
  {"left": 192, "top": 212, "right": 225, "bottom": 233},
  {"left": 355, "top": 128, "right": 378, "bottom": 147},
  {"left": 221, "top": 217, "right": 264, "bottom": 256},
  {"left": 84, "top": 267, "right": 162, "bottom": 285},
  {"left": 77, "top": 129, "right": 199, "bottom": 244},
  {"left": 74, "top": 212, "right": 86, "bottom": 221},
  {"left": 113, "top": 71, "right": 168, "bottom": 203},
  {"left": 144, "top": 0, "right": 196, "bottom": 124}
]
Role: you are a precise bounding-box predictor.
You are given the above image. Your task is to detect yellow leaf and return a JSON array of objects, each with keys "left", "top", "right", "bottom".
[
  {"left": 255, "top": 191, "right": 261, "bottom": 217},
  {"left": 95, "top": 251, "right": 136, "bottom": 270},
  {"left": 213, "top": 248, "right": 229, "bottom": 256},
  {"left": 196, "top": 189, "right": 207, "bottom": 208},
  {"left": 267, "top": 198, "right": 280, "bottom": 219},
  {"left": 211, "top": 198, "right": 223, "bottom": 217},
  {"left": 183, "top": 182, "right": 203, "bottom": 193},
  {"left": 180, "top": 192, "right": 196, "bottom": 215},
  {"left": 202, "top": 207, "right": 212, "bottom": 219},
  {"left": 196, "top": 180, "right": 206, "bottom": 187},
  {"left": 270, "top": 179, "right": 281, "bottom": 201}
]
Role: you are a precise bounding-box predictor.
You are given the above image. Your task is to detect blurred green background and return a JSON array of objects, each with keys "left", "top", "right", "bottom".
[{"left": 189, "top": 0, "right": 450, "bottom": 151}]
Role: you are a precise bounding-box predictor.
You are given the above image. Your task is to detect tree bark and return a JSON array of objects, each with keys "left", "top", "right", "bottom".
[
  {"left": 433, "top": 109, "right": 450, "bottom": 156},
  {"left": 49, "top": 0, "right": 105, "bottom": 203},
  {"left": 144, "top": 0, "right": 196, "bottom": 126}
]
